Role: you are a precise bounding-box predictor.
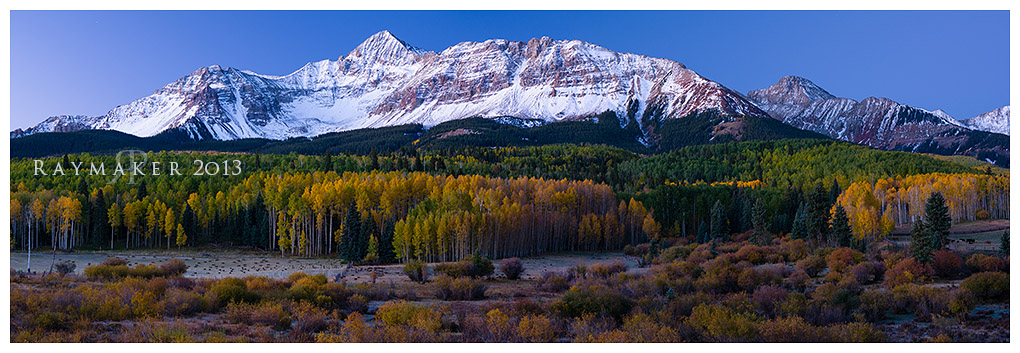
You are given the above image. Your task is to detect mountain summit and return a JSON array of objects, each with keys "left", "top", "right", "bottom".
[
  {"left": 748, "top": 76, "right": 1009, "bottom": 165},
  {"left": 13, "top": 30, "right": 769, "bottom": 143},
  {"left": 960, "top": 106, "right": 1010, "bottom": 135}
]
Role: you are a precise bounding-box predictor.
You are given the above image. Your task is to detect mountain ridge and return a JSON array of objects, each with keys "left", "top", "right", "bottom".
[
  {"left": 13, "top": 30, "right": 770, "bottom": 145},
  {"left": 747, "top": 76, "right": 1009, "bottom": 166}
]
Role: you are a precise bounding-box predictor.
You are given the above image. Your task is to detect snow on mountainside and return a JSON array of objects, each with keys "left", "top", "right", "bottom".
[
  {"left": 14, "top": 30, "right": 768, "bottom": 141},
  {"left": 747, "top": 76, "right": 1009, "bottom": 166},
  {"left": 11, "top": 115, "right": 104, "bottom": 137},
  {"left": 960, "top": 106, "right": 1010, "bottom": 135}
]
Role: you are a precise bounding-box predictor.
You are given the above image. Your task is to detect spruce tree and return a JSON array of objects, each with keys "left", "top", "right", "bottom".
[
  {"left": 322, "top": 152, "right": 333, "bottom": 173},
  {"left": 923, "top": 192, "right": 951, "bottom": 251},
  {"left": 137, "top": 180, "right": 148, "bottom": 200},
  {"left": 806, "top": 182, "right": 831, "bottom": 244},
  {"left": 710, "top": 200, "right": 727, "bottom": 241},
  {"left": 696, "top": 221, "right": 709, "bottom": 244},
  {"left": 1000, "top": 231, "right": 1009, "bottom": 255},
  {"left": 379, "top": 221, "right": 396, "bottom": 263},
  {"left": 829, "top": 178, "right": 842, "bottom": 204},
  {"left": 369, "top": 147, "right": 380, "bottom": 171},
  {"left": 909, "top": 219, "right": 932, "bottom": 263},
  {"left": 360, "top": 216, "right": 377, "bottom": 260},
  {"left": 341, "top": 204, "right": 362, "bottom": 262},
  {"left": 831, "top": 206, "right": 852, "bottom": 248},
  {"left": 791, "top": 203, "right": 808, "bottom": 240},
  {"left": 91, "top": 189, "right": 110, "bottom": 248},
  {"left": 750, "top": 199, "right": 770, "bottom": 245}
]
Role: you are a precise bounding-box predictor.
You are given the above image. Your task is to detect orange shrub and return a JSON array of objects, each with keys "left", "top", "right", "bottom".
[
  {"left": 824, "top": 248, "right": 863, "bottom": 273},
  {"left": 795, "top": 255, "right": 826, "bottom": 277},
  {"left": 966, "top": 254, "right": 1006, "bottom": 272},
  {"left": 883, "top": 258, "right": 933, "bottom": 288}
]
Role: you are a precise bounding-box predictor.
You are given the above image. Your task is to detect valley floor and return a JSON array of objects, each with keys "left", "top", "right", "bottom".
[{"left": 9, "top": 250, "right": 640, "bottom": 282}]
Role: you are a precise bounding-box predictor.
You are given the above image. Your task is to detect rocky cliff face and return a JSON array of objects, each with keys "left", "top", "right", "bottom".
[
  {"left": 748, "top": 76, "right": 1009, "bottom": 166},
  {"left": 16, "top": 30, "right": 768, "bottom": 142}
]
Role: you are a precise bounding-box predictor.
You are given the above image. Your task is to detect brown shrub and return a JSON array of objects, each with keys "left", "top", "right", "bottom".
[
  {"left": 101, "top": 257, "right": 128, "bottom": 266},
  {"left": 824, "top": 248, "right": 863, "bottom": 273},
  {"left": 434, "top": 274, "right": 487, "bottom": 300},
  {"left": 499, "top": 258, "right": 524, "bottom": 280},
  {"left": 966, "top": 254, "right": 1006, "bottom": 272},
  {"left": 931, "top": 250, "right": 964, "bottom": 278},
  {"left": 752, "top": 285, "right": 788, "bottom": 317},
  {"left": 589, "top": 261, "right": 627, "bottom": 278},
  {"left": 849, "top": 262, "right": 875, "bottom": 284},
  {"left": 883, "top": 257, "right": 933, "bottom": 288},
  {"left": 795, "top": 255, "right": 826, "bottom": 277},
  {"left": 758, "top": 316, "right": 825, "bottom": 342},
  {"left": 159, "top": 259, "right": 188, "bottom": 277},
  {"left": 786, "top": 269, "right": 810, "bottom": 291},
  {"left": 536, "top": 271, "right": 572, "bottom": 292}
]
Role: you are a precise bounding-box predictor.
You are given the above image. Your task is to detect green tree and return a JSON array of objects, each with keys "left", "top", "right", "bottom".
[
  {"left": 806, "top": 182, "right": 831, "bottom": 244},
  {"left": 341, "top": 203, "right": 362, "bottom": 262},
  {"left": 710, "top": 200, "right": 727, "bottom": 241},
  {"left": 750, "top": 199, "right": 770, "bottom": 246},
  {"left": 909, "top": 220, "right": 932, "bottom": 263},
  {"left": 696, "top": 221, "right": 709, "bottom": 244},
  {"left": 831, "top": 206, "right": 852, "bottom": 248},
  {"left": 923, "top": 192, "right": 951, "bottom": 251},
  {"left": 1001, "top": 231, "right": 1009, "bottom": 255},
  {"left": 791, "top": 203, "right": 808, "bottom": 240}
]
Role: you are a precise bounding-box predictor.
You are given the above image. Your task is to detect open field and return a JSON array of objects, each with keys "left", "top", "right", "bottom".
[
  {"left": 10, "top": 250, "right": 640, "bottom": 282},
  {"left": 889, "top": 220, "right": 1008, "bottom": 252}
]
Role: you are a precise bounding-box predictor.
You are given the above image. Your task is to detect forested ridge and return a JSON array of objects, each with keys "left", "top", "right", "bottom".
[{"left": 9, "top": 139, "right": 1007, "bottom": 263}]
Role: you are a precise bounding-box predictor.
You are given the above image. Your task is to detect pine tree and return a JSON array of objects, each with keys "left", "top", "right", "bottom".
[
  {"left": 696, "top": 221, "right": 709, "bottom": 244},
  {"left": 1000, "top": 231, "right": 1009, "bottom": 254},
  {"left": 831, "top": 206, "right": 852, "bottom": 247},
  {"left": 909, "top": 219, "right": 932, "bottom": 263},
  {"left": 791, "top": 203, "right": 808, "bottom": 240},
  {"left": 91, "top": 188, "right": 110, "bottom": 248},
  {"left": 379, "top": 221, "right": 396, "bottom": 263},
  {"left": 806, "top": 182, "right": 831, "bottom": 244},
  {"left": 137, "top": 180, "right": 148, "bottom": 200},
  {"left": 369, "top": 147, "right": 380, "bottom": 171},
  {"left": 750, "top": 199, "right": 770, "bottom": 245},
  {"left": 710, "top": 200, "right": 727, "bottom": 241},
  {"left": 341, "top": 203, "right": 362, "bottom": 262},
  {"left": 181, "top": 203, "right": 196, "bottom": 242},
  {"left": 923, "top": 192, "right": 951, "bottom": 251},
  {"left": 829, "top": 178, "right": 842, "bottom": 204},
  {"left": 322, "top": 153, "right": 333, "bottom": 172}
]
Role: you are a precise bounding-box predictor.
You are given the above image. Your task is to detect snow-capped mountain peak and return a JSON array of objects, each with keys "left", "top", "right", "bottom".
[
  {"left": 14, "top": 30, "right": 769, "bottom": 142},
  {"left": 747, "top": 76, "right": 836, "bottom": 107},
  {"left": 929, "top": 109, "right": 954, "bottom": 121},
  {"left": 960, "top": 105, "right": 1010, "bottom": 135},
  {"left": 345, "top": 30, "right": 426, "bottom": 66},
  {"left": 747, "top": 76, "right": 1009, "bottom": 166}
]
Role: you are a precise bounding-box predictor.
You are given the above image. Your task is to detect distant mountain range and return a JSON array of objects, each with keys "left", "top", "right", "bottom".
[
  {"left": 747, "top": 76, "right": 1009, "bottom": 165},
  {"left": 11, "top": 30, "right": 1009, "bottom": 165}
]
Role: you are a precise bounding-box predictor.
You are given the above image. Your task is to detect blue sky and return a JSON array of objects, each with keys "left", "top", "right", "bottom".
[{"left": 10, "top": 10, "right": 1009, "bottom": 129}]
